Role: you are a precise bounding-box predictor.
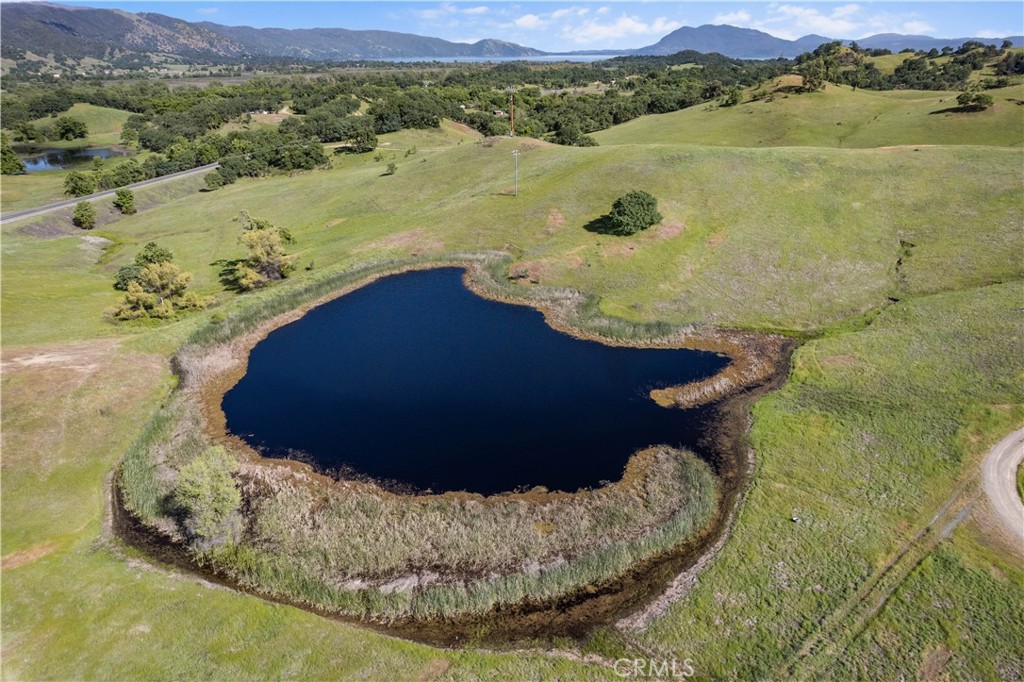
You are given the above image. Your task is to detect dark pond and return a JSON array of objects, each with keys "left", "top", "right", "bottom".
[
  {"left": 222, "top": 268, "right": 728, "bottom": 495},
  {"left": 20, "top": 147, "right": 125, "bottom": 173}
]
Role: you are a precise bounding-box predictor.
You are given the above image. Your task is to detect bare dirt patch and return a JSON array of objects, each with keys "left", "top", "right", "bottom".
[
  {"left": 416, "top": 659, "right": 452, "bottom": 682},
  {"left": 353, "top": 228, "right": 444, "bottom": 256},
  {"left": 919, "top": 644, "right": 952, "bottom": 681},
  {"left": 708, "top": 233, "right": 727, "bottom": 248},
  {"left": 655, "top": 221, "right": 686, "bottom": 240},
  {"left": 544, "top": 208, "right": 567, "bottom": 235},
  {"left": 1, "top": 339, "right": 167, "bottom": 474},
  {"left": 445, "top": 121, "right": 483, "bottom": 137},
  {"left": 1, "top": 541, "right": 60, "bottom": 571}
]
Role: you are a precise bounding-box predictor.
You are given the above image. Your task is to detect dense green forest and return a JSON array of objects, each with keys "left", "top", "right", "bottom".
[{"left": 3, "top": 41, "right": 1017, "bottom": 190}]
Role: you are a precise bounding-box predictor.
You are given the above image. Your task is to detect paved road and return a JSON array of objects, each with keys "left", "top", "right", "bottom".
[
  {"left": 0, "top": 162, "right": 219, "bottom": 224},
  {"left": 982, "top": 427, "right": 1024, "bottom": 545}
]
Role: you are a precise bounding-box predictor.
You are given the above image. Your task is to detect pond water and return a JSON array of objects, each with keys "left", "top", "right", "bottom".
[
  {"left": 222, "top": 268, "right": 728, "bottom": 495},
  {"left": 20, "top": 147, "right": 125, "bottom": 173}
]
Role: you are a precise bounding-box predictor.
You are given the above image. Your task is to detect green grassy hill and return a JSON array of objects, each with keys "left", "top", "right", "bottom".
[
  {"left": 594, "top": 81, "right": 1024, "bottom": 148},
  {"left": 27, "top": 103, "right": 132, "bottom": 145},
  {"left": 2, "top": 85, "right": 1022, "bottom": 679}
]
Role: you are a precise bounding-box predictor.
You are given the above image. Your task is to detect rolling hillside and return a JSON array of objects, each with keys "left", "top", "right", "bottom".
[{"left": 593, "top": 80, "right": 1024, "bottom": 148}]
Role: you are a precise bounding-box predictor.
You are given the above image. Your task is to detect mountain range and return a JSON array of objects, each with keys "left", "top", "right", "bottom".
[
  {"left": 636, "top": 24, "right": 1023, "bottom": 59},
  {"left": 1, "top": 2, "right": 1020, "bottom": 64}
]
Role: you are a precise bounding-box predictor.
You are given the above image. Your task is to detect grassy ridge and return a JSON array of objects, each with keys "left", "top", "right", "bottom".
[
  {"left": 4, "top": 135, "right": 1020, "bottom": 347},
  {"left": 594, "top": 82, "right": 1024, "bottom": 148}
]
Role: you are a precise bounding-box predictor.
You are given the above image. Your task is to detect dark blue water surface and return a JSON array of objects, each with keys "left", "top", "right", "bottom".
[{"left": 223, "top": 269, "right": 728, "bottom": 495}]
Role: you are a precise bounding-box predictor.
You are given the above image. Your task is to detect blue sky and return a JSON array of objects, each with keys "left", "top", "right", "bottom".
[{"left": 41, "top": 2, "right": 1024, "bottom": 51}]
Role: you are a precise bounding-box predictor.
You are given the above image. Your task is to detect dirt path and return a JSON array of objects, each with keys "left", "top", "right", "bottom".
[{"left": 982, "top": 428, "right": 1024, "bottom": 545}]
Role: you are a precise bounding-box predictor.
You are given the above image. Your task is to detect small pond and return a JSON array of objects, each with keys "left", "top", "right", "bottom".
[
  {"left": 19, "top": 146, "right": 126, "bottom": 173},
  {"left": 222, "top": 268, "right": 729, "bottom": 495}
]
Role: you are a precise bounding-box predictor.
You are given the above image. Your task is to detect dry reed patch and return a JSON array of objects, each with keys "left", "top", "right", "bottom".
[
  {"left": 323, "top": 218, "right": 346, "bottom": 228},
  {"left": 708, "top": 233, "right": 727, "bottom": 248},
  {"left": 354, "top": 228, "right": 444, "bottom": 255}
]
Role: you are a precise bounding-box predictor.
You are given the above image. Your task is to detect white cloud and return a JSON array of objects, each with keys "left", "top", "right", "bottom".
[
  {"left": 515, "top": 13, "right": 547, "bottom": 30},
  {"left": 712, "top": 10, "right": 752, "bottom": 26},
  {"left": 596, "top": 7, "right": 610, "bottom": 16},
  {"left": 563, "top": 14, "right": 683, "bottom": 45},
  {"left": 415, "top": 3, "right": 490, "bottom": 21},
  {"left": 976, "top": 29, "right": 1011, "bottom": 39},
  {"left": 551, "top": 8, "right": 571, "bottom": 20},
  {"left": 833, "top": 4, "right": 861, "bottom": 20},
  {"left": 773, "top": 5, "right": 860, "bottom": 38},
  {"left": 196, "top": 7, "right": 219, "bottom": 16},
  {"left": 901, "top": 20, "right": 935, "bottom": 35}
]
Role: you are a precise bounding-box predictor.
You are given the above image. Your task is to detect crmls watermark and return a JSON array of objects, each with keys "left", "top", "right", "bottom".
[{"left": 612, "top": 658, "right": 696, "bottom": 678}]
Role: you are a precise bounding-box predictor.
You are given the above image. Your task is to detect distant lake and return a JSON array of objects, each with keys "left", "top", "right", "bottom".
[
  {"left": 222, "top": 268, "right": 727, "bottom": 495},
  {"left": 381, "top": 54, "right": 619, "bottom": 64},
  {"left": 19, "top": 147, "right": 125, "bottom": 173}
]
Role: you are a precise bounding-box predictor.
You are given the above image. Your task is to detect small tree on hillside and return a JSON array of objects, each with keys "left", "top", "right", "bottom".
[
  {"left": 606, "top": 191, "right": 663, "bottom": 236},
  {"left": 113, "top": 242, "right": 174, "bottom": 291},
  {"left": 1, "top": 134, "right": 25, "bottom": 175},
  {"left": 174, "top": 446, "right": 242, "bottom": 548},
  {"left": 229, "top": 211, "right": 296, "bottom": 290},
  {"left": 113, "top": 188, "right": 137, "bottom": 214},
  {"left": 956, "top": 91, "right": 995, "bottom": 111},
  {"left": 52, "top": 116, "right": 88, "bottom": 141},
  {"left": 109, "top": 261, "right": 205, "bottom": 320},
  {"left": 64, "top": 171, "right": 97, "bottom": 197},
  {"left": 72, "top": 201, "right": 96, "bottom": 229}
]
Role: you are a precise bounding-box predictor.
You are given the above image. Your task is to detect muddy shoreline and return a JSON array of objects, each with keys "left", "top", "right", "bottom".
[{"left": 114, "top": 258, "right": 796, "bottom": 646}]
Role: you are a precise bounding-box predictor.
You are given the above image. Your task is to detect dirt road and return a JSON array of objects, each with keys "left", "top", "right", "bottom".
[{"left": 982, "top": 428, "right": 1024, "bottom": 546}]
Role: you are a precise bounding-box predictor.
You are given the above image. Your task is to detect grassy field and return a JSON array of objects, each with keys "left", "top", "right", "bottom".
[
  {"left": 594, "top": 82, "right": 1024, "bottom": 148},
  {"left": 24, "top": 103, "right": 132, "bottom": 146},
  {"left": 2, "top": 82, "right": 1022, "bottom": 680}
]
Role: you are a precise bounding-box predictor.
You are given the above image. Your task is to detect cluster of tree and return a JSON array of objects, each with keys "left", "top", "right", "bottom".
[
  {"left": 1, "top": 134, "right": 26, "bottom": 175},
  {"left": 956, "top": 91, "right": 995, "bottom": 111},
  {"left": 63, "top": 127, "right": 328, "bottom": 198},
  {"left": 203, "top": 128, "right": 329, "bottom": 189},
  {"left": 794, "top": 40, "right": 1017, "bottom": 92},
  {"left": 277, "top": 97, "right": 377, "bottom": 152},
  {"left": 109, "top": 242, "right": 206, "bottom": 320},
  {"left": 10, "top": 115, "right": 89, "bottom": 143},
  {"left": 995, "top": 51, "right": 1024, "bottom": 76}
]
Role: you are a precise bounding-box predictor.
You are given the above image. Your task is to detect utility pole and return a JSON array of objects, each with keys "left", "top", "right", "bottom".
[
  {"left": 512, "top": 149, "right": 519, "bottom": 197},
  {"left": 506, "top": 85, "right": 516, "bottom": 137}
]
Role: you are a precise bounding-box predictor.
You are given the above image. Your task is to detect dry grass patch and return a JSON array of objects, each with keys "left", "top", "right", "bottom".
[{"left": 354, "top": 228, "right": 445, "bottom": 255}]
